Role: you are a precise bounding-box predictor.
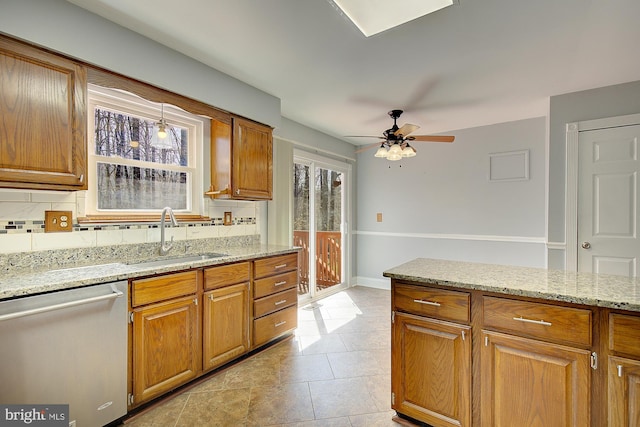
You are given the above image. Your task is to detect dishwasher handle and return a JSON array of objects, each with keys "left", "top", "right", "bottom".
[{"left": 0, "top": 284, "right": 124, "bottom": 322}]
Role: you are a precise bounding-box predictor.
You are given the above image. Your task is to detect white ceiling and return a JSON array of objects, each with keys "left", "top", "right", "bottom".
[{"left": 67, "top": 0, "right": 640, "bottom": 145}]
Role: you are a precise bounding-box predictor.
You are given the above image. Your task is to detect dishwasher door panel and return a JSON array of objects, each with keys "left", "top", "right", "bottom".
[{"left": 0, "top": 281, "right": 128, "bottom": 427}]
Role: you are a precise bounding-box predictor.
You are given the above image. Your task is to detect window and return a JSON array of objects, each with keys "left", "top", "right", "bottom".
[{"left": 85, "top": 85, "right": 205, "bottom": 220}]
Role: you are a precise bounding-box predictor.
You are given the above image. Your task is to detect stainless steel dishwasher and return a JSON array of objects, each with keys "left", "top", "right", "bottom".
[{"left": 0, "top": 281, "right": 128, "bottom": 427}]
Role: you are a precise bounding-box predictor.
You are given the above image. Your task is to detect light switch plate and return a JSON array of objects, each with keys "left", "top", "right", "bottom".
[
  {"left": 45, "top": 210, "right": 73, "bottom": 232},
  {"left": 376, "top": 212, "right": 383, "bottom": 222}
]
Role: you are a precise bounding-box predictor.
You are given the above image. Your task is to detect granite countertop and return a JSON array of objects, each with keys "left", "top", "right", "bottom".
[
  {"left": 1, "top": 244, "right": 299, "bottom": 300},
  {"left": 383, "top": 258, "right": 640, "bottom": 313}
]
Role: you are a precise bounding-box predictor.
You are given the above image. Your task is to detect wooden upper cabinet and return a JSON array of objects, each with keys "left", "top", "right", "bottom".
[
  {"left": 0, "top": 36, "right": 87, "bottom": 190},
  {"left": 208, "top": 116, "right": 273, "bottom": 200}
]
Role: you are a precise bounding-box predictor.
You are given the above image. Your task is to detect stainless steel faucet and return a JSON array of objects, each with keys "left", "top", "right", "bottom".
[{"left": 160, "top": 206, "right": 178, "bottom": 255}]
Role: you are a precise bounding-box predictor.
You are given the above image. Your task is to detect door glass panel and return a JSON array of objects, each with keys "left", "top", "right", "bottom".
[
  {"left": 315, "top": 167, "right": 343, "bottom": 293},
  {"left": 294, "top": 158, "right": 346, "bottom": 299},
  {"left": 294, "top": 163, "right": 310, "bottom": 297}
]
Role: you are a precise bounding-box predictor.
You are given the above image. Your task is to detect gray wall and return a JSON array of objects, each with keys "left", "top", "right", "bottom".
[
  {"left": 356, "top": 117, "right": 547, "bottom": 287},
  {"left": 0, "top": 0, "right": 280, "bottom": 127},
  {"left": 548, "top": 80, "right": 640, "bottom": 269}
]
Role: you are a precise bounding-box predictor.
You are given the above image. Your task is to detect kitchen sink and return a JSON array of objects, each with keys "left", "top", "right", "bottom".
[{"left": 128, "top": 253, "right": 228, "bottom": 268}]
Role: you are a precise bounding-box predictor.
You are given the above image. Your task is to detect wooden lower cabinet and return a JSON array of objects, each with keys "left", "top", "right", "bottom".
[
  {"left": 203, "top": 282, "right": 250, "bottom": 370},
  {"left": 392, "top": 312, "right": 471, "bottom": 427},
  {"left": 128, "top": 254, "right": 299, "bottom": 408},
  {"left": 132, "top": 295, "right": 200, "bottom": 404},
  {"left": 481, "top": 330, "right": 591, "bottom": 427},
  {"left": 608, "top": 356, "right": 640, "bottom": 426},
  {"left": 253, "top": 305, "right": 297, "bottom": 347}
]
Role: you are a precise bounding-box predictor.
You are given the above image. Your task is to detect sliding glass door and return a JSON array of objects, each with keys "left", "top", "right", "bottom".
[{"left": 294, "top": 152, "right": 349, "bottom": 301}]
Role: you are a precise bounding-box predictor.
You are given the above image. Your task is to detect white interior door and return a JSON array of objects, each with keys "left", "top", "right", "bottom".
[{"left": 578, "top": 124, "right": 640, "bottom": 276}]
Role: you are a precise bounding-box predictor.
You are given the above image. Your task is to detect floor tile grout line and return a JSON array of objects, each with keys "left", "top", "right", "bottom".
[{"left": 173, "top": 392, "right": 191, "bottom": 427}]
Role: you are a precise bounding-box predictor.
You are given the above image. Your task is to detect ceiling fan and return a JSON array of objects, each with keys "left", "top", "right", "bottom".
[{"left": 350, "top": 110, "right": 455, "bottom": 161}]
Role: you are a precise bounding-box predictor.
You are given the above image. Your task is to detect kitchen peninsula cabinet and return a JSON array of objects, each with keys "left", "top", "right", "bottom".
[
  {"left": 207, "top": 116, "right": 273, "bottom": 200},
  {"left": 130, "top": 270, "right": 201, "bottom": 405},
  {"left": 481, "top": 331, "right": 591, "bottom": 426},
  {"left": 385, "top": 258, "right": 640, "bottom": 427},
  {"left": 0, "top": 35, "right": 87, "bottom": 191},
  {"left": 607, "top": 313, "right": 640, "bottom": 426},
  {"left": 391, "top": 284, "right": 471, "bottom": 427},
  {"left": 202, "top": 262, "right": 251, "bottom": 370}
]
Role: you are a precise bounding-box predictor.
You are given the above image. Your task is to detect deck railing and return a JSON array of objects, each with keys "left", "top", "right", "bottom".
[{"left": 293, "top": 230, "right": 342, "bottom": 293}]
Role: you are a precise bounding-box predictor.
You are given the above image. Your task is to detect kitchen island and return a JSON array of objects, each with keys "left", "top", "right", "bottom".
[{"left": 384, "top": 258, "right": 640, "bottom": 427}]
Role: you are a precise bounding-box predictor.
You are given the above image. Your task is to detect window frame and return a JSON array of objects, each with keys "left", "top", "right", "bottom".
[{"left": 83, "top": 84, "right": 206, "bottom": 222}]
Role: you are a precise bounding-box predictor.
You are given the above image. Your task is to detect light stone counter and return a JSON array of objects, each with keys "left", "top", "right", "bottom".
[
  {"left": 0, "top": 244, "right": 299, "bottom": 300},
  {"left": 383, "top": 258, "right": 640, "bottom": 313}
]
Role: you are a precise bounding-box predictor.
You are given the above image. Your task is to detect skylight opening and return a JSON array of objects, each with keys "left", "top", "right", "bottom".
[{"left": 331, "top": 0, "right": 454, "bottom": 37}]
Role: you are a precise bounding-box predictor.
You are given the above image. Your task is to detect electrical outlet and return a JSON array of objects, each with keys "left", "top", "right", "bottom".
[
  {"left": 376, "top": 212, "right": 383, "bottom": 222},
  {"left": 223, "top": 211, "right": 233, "bottom": 226},
  {"left": 45, "top": 210, "right": 73, "bottom": 232}
]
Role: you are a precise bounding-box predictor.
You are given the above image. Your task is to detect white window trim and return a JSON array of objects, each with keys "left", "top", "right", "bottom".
[{"left": 86, "top": 84, "right": 205, "bottom": 218}]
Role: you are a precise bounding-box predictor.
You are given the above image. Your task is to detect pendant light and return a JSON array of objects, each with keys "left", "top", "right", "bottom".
[{"left": 151, "top": 104, "right": 174, "bottom": 150}]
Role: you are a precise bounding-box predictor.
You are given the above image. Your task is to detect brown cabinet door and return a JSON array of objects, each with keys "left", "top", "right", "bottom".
[
  {"left": 203, "top": 282, "right": 250, "bottom": 371},
  {"left": 608, "top": 356, "right": 640, "bottom": 426},
  {"left": 0, "top": 36, "right": 87, "bottom": 190},
  {"left": 392, "top": 312, "right": 471, "bottom": 427},
  {"left": 481, "top": 330, "right": 591, "bottom": 427},
  {"left": 232, "top": 117, "right": 272, "bottom": 200},
  {"left": 132, "top": 295, "right": 200, "bottom": 405}
]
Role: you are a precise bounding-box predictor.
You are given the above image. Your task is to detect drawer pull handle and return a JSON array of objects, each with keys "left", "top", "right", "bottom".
[
  {"left": 413, "top": 299, "right": 441, "bottom": 307},
  {"left": 274, "top": 281, "right": 287, "bottom": 286},
  {"left": 274, "top": 263, "right": 287, "bottom": 269},
  {"left": 513, "top": 316, "right": 552, "bottom": 326},
  {"left": 618, "top": 365, "right": 623, "bottom": 377},
  {"left": 274, "top": 299, "right": 287, "bottom": 306},
  {"left": 275, "top": 320, "right": 287, "bottom": 327}
]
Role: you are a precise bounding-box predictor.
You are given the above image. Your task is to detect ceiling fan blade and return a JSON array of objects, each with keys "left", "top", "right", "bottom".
[
  {"left": 355, "top": 143, "right": 382, "bottom": 153},
  {"left": 409, "top": 135, "right": 455, "bottom": 143},
  {"left": 344, "top": 135, "right": 385, "bottom": 139},
  {"left": 394, "top": 123, "right": 420, "bottom": 137}
]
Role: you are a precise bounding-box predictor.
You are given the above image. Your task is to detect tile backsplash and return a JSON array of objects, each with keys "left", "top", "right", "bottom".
[{"left": 0, "top": 189, "right": 261, "bottom": 254}]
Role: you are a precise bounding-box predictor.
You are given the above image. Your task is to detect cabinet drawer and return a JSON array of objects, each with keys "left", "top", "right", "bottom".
[
  {"left": 254, "top": 270, "right": 297, "bottom": 298},
  {"left": 204, "top": 261, "right": 250, "bottom": 290},
  {"left": 254, "top": 253, "right": 298, "bottom": 279},
  {"left": 394, "top": 283, "right": 470, "bottom": 323},
  {"left": 609, "top": 313, "right": 640, "bottom": 358},
  {"left": 482, "top": 296, "right": 592, "bottom": 347},
  {"left": 253, "top": 305, "right": 297, "bottom": 347},
  {"left": 132, "top": 271, "right": 198, "bottom": 307},
  {"left": 254, "top": 288, "right": 298, "bottom": 318}
]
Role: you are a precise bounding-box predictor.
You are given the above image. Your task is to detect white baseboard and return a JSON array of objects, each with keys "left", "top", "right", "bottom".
[{"left": 352, "top": 276, "right": 390, "bottom": 290}]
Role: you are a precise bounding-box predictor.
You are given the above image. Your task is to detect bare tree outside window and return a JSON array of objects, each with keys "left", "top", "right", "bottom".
[{"left": 93, "top": 108, "right": 190, "bottom": 210}]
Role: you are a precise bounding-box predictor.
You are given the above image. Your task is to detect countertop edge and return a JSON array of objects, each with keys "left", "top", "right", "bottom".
[
  {"left": 384, "top": 258, "right": 640, "bottom": 313},
  {"left": 1, "top": 246, "right": 300, "bottom": 300}
]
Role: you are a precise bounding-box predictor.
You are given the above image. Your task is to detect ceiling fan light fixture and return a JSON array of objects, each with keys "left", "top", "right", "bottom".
[
  {"left": 374, "top": 145, "right": 389, "bottom": 158},
  {"left": 401, "top": 144, "right": 416, "bottom": 157},
  {"left": 387, "top": 143, "right": 403, "bottom": 161}
]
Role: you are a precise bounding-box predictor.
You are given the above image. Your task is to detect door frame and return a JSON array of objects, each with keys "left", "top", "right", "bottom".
[
  {"left": 564, "top": 112, "right": 640, "bottom": 271},
  {"left": 294, "top": 149, "right": 352, "bottom": 302}
]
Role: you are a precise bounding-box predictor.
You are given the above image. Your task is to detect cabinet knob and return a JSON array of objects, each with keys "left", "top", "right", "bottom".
[{"left": 236, "top": 189, "right": 240, "bottom": 195}]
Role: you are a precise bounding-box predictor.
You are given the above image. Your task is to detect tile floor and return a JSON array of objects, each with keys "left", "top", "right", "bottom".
[{"left": 122, "top": 286, "right": 399, "bottom": 427}]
